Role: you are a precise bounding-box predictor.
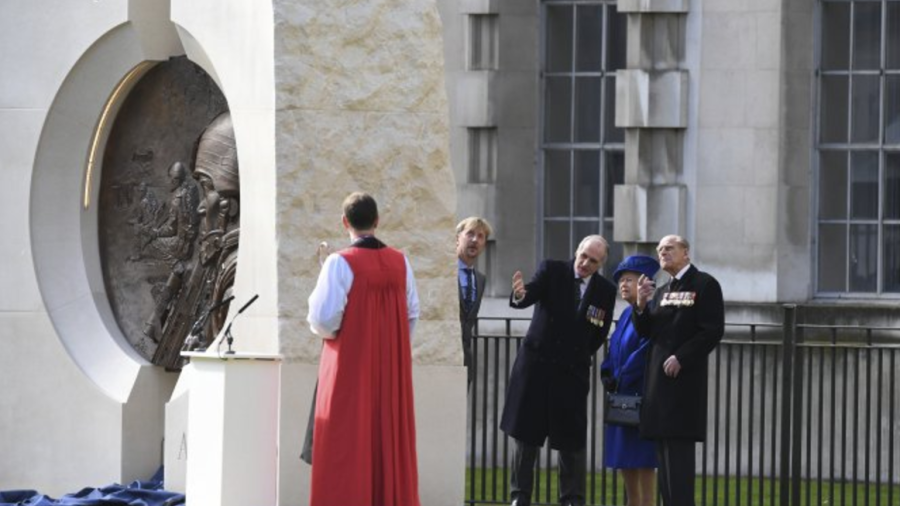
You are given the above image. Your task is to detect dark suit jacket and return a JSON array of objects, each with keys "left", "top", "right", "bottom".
[
  {"left": 459, "top": 267, "right": 486, "bottom": 384},
  {"left": 499, "top": 259, "right": 616, "bottom": 451},
  {"left": 633, "top": 264, "right": 724, "bottom": 441}
]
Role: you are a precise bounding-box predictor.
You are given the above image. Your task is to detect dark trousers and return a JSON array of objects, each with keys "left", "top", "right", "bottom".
[
  {"left": 656, "top": 439, "right": 696, "bottom": 506},
  {"left": 300, "top": 383, "right": 317, "bottom": 464},
  {"left": 511, "top": 439, "right": 586, "bottom": 506}
]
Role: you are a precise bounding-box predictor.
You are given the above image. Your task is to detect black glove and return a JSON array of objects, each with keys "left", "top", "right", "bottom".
[{"left": 600, "top": 371, "right": 617, "bottom": 392}]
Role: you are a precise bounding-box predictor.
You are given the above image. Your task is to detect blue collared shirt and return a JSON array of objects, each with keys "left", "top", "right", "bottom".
[{"left": 458, "top": 259, "right": 476, "bottom": 294}]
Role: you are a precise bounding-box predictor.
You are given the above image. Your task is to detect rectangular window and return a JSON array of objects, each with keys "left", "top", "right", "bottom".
[
  {"left": 816, "top": 0, "right": 900, "bottom": 295},
  {"left": 468, "top": 14, "right": 499, "bottom": 71},
  {"left": 468, "top": 127, "right": 497, "bottom": 184},
  {"left": 540, "top": 0, "right": 625, "bottom": 273}
]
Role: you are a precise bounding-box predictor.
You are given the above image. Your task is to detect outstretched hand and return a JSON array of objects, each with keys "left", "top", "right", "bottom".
[
  {"left": 317, "top": 241, "right": 332, "bottom": 266},
  {"left": 512, "top": 270, "right": 526, "bottom": 301},
  {"left": 636, "top": 274, "right": 655, "bottom": 311}
]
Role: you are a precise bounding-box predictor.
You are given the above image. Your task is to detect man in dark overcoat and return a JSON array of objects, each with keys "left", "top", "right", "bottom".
[
  {"left": 456, "top": 217, "right": 492, "bottom": 386},
  {"left": 500, "top": 235, "right": 617, "bottom": 506},
  {"left": 634, "top": 234, "right": 725, "bottom": 506}
]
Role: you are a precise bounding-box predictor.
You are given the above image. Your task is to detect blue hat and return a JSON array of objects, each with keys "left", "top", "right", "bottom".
[{"left": 612, "top": 255, "right": 660, "bottom": 283}]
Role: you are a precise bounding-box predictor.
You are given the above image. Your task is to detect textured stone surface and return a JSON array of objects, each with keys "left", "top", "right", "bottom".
[
  {"left": 274, "top": 0, "right": 447, "bottom": 114},
  {"left": 273, "top": 0, "right": 459, "bottom": 365},
  {"left": 616, "top": 69, "right": 688, "bottom": 128}
]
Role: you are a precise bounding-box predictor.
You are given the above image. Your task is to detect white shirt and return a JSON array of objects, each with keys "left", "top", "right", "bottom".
[
  {"left": 574, "top": 270, "right": 590, "bottom": 299},
  {"left": 672, "top": 263, "right": 692, "bottom": 282},
  {"left": 307, "top": 252, "right": 420, "bottom": 339}
]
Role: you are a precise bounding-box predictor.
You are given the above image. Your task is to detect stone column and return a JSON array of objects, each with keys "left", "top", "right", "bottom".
[
  {"left": 273, "top": 2, "right": 464, "bottom": 505},
  {"left": 613, "top": 0, "right": 689, "bottom": 254}
]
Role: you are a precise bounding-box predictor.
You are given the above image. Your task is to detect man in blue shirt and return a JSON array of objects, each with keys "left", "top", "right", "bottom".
[{"left": 457, "top": 217, "right": 493, "bottom": 386}]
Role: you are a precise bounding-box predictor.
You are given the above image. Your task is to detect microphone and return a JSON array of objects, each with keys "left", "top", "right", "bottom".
[
  {"left": 236, "top": 294, "right": 259, "bottom": 315},
  {"left": 223, "top": 294, "right": 260, "bottom": 355},
  {"left": 184, "top": 295, "right": 236, "bottom": 351}
]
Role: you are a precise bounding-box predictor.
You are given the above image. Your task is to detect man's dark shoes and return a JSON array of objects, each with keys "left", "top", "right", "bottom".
[{"left": 510, "top": 494, "right": 531, "bottom": 506}]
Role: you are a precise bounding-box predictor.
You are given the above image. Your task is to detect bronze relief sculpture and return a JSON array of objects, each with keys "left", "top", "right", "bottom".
[
  {"left": 99, "top": 58, "right": 238, "bottom": 369},
  {"left": 151, "top": 112, "right": 241, "bottom": 367}
]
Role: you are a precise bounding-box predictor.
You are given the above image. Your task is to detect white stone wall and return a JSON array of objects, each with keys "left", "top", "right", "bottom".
[
  {"left": 0, "top": 1, "right": 183, "bottom": 494},
  {"left": 691, "top": 0, "right": 785, "bottom": 302}
]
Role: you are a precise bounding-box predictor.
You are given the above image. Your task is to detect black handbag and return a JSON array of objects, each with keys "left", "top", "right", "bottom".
[{"left": 604, "top": 392, "right": 641, "bottom": 427}]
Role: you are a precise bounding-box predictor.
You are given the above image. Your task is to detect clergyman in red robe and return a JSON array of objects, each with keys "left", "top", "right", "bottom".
[{"left": 306, "top": 192, "right": 421, "bottom": 506}]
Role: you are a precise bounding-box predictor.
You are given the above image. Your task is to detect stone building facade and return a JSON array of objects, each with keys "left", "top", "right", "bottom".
[
  {"left": 1, "top": 1, "right": 898, "bottom": 505},
  {"left": 441, "top": 0, "right": 900, "bottom": 325}
]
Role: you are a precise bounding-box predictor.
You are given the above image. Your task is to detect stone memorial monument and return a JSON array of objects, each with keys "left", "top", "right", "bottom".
[{"left": 0, "top": 1, "right": 463, "bottom": 505}]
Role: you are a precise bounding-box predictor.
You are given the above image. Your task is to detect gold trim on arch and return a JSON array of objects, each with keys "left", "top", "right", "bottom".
[{"left": 83, "top": 61, "right": 154, "bottom": 209}]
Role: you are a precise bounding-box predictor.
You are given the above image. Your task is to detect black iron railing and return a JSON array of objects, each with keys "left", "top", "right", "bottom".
[{"left": 466, "top": 306, "right": 900, "bottom": 506}]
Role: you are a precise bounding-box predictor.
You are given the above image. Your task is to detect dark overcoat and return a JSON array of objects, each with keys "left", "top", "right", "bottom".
[
  {"left": 459, "top": 268, "right": 486, "bottom": 383},
  {"left": 500, "top": 259, "right": 616, "bottom": 451},
  {"left": 633, "top": 264, "right": 724, "bottom": 441}
]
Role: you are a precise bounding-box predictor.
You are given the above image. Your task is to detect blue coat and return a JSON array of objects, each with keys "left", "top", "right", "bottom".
[
  {"left": 500, "top": 259, "right": 616, "bottom": 452},
  {"left": 600, "top": 305, "right": 657, "bottom": 468},
  {"left": 601, "top": 306, "right": 651, "bottom": 396}
]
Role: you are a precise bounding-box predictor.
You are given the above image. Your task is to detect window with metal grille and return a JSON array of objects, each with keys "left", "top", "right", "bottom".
[
  {"left": 540, "top": 0, "right": 626, "bottom": 271},
  {"left": 816, "top": 0, "right": 900, "bottom": 295}
]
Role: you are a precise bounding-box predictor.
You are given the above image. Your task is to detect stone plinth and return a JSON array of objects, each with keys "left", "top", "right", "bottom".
[{"left": 273, "top": 2, "right": 464, "bottom": 505}]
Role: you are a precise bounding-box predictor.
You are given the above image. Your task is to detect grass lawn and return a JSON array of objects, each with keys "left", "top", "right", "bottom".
[{"left": 465, "top": 468, "right": 900, "bottom": 506}]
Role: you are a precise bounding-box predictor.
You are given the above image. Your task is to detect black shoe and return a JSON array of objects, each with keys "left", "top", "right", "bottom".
[{"left": 511, "top": 495, "right": 531, "bottom": 506}]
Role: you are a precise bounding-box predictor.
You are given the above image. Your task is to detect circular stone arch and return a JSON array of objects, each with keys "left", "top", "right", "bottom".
[{"left": 29, "top": 21, "right": 225, "bottom": 401}]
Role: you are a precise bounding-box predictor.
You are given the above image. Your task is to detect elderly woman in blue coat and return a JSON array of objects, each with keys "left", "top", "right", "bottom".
[{"left": 600, "top": 255, "right": 660, "bottom": 506}]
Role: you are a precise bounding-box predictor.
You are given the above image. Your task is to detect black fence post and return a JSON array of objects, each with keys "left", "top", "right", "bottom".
[
  {"left": 779, "top": 304, "right": 797, "bottom": 506},
  {"left": 469, "top": 320, "right": 478, "bottom": 506},
  {"left": 790, "top": 308, "right": 804, "bottom": 506}
]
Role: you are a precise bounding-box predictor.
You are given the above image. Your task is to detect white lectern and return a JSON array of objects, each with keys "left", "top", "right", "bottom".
[{"left": 181, "top": 351, "right": 282, "bottom": 506}]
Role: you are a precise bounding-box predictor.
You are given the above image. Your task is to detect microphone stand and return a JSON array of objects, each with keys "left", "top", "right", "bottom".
[
  {"left": 221, "top": 294, "right": 260, "bottom": 355},
  {"left": 184, "top": 295, "right": 235, "bottom": 352}
]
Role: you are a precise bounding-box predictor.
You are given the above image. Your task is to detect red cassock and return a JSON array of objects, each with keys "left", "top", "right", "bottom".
[{"left": 310, "top": 246, "right": 421, "bottom": 506}]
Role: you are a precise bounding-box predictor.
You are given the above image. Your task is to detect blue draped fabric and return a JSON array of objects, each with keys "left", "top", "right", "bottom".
[{"left": 0, "top": 469, "right": 184, "bottom": 506}]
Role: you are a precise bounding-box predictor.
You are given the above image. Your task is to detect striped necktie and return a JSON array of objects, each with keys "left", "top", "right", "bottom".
[{"left": 464, "top": 268, "right": 475, "bottom": 313}]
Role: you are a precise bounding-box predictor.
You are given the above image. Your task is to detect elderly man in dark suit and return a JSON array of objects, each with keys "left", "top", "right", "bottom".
[
  {"left": 500, "top": 235, "right": 617, "bottom": 506},
  {"left": 457, "top": 217, "right": 493, "bottom": 386},
  {"left": 634, "top": 235, "right": 725, "bottom": 506}
]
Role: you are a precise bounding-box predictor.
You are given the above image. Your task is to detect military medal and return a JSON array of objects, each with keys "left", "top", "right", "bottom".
[
  {"left": 586, "top": 305, "right": 606, "bottom": 327},
  {"left": 660, "top": 291, "right": 697, "bottom": 307}
]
